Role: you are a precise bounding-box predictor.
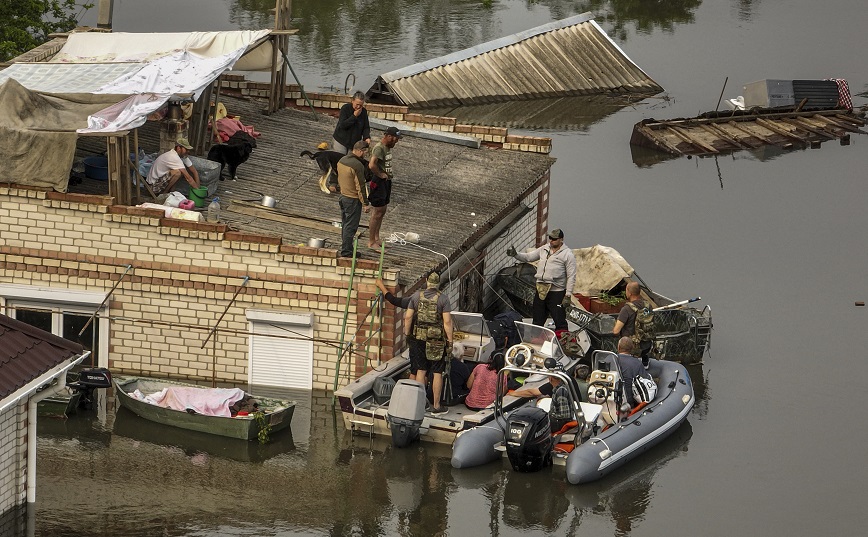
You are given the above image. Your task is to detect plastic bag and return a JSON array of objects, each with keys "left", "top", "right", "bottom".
[{"left": 164, "top": 191, "right": 187, "bottom": 208}]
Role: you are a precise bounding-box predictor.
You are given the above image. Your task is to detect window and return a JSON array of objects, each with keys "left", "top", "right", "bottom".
[
  {"left": 0, "top": 285, "right": 108, "bottom": 367},
  {"left": 247, "top": 310, "right": 313, "bottom": 390}
]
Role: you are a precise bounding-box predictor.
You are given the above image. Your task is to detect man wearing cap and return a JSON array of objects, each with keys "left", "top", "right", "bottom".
[
  {"left": 404, "top": 271, "right": 454, "bottom": 414},
  {"left": 146, "top": 138, "right": 201, "bottom": 195},
  {"left": 367, "top": 126, "right": 401, "bottom": 248},
  {"left": 507, "top": 228, "right": 576, "bottom": 331},
  {"left": 335, "top": 140, "right": 371, "bottom": 257}
]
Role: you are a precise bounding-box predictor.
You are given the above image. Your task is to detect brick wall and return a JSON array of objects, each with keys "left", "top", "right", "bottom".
[
  {"left": 0, "top": 404, "right": 26, "bottom": 535},
  {"left": 0, "top": 187, "right": 394, "bottom": 390},
  {"left": 482, "top": 169, "right": 550, "bottom": 307}
]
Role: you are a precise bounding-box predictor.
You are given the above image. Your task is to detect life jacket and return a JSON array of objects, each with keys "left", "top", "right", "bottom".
[
  {"left": 628, "top": 302, "right": 655, "bottom": 348},
  {"left": 414, "top": 291, "right": 446, "bottom": 360}
]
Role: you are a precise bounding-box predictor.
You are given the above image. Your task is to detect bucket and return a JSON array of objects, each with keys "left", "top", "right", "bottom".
[
  {"left": 189, "top": 186, "right": 208, "bottom": 208},
  {"left": 82, "top": 156, "right": 108, "bottom": 181}
]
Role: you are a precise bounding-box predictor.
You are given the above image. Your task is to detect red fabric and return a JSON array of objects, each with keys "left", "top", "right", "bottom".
[
  {"left": 830, "top": 78, "right": 853, "bottom": 110},
  {"left": 214, "top": 117, "right": 261, "bottom": 142}
]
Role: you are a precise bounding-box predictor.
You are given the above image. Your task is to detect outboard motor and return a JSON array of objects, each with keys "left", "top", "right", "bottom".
[
  {"left": 386, "top": 379, "right": 426, "bottom": 448},
  {"left": 68, "top": 367, "right": 112, "bottom": 410},
  {"left": 505, "top": 406, "right": 554, "bottom": 472}
]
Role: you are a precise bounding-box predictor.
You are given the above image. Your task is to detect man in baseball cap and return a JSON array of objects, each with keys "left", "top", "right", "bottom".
[
  {"left": 506, "top": 227, "right": 576, "bottom": 331},
  {"left": 146, "top": 137, "right": 200, "bottom": 194},
  {"left": 367, "top": 126, "right": 402, "bottom": 248}
]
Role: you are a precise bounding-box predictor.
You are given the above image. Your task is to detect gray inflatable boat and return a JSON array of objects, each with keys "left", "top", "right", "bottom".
[{"left": 452, "top": 344, "right": 695, "bottom": 485}]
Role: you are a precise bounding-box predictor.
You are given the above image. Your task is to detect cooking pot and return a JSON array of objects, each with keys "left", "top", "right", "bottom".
[
  {"left": 248, "top": 191, "right": 277, "bottom": 208},
  {"left": 308, "top": 238, "right": 329, "bottom": 248}
]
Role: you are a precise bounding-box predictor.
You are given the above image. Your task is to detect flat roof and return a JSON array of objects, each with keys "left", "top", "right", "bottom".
[{"left": 73, "top": 95, "right": 555, "bottom": 287}]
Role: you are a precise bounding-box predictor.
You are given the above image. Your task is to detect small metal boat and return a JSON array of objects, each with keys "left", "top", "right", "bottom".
[{"left": 113, "top": 376, "right": 295, "bottom": 441}]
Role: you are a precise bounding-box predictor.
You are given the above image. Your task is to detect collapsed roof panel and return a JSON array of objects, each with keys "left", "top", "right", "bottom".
[{"left": 370, "top": 13, "right": 662, "bottom": 108}]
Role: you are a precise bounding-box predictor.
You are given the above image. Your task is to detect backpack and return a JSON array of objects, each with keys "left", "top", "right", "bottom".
[
  {"left": 628, "top": 302, "right": 655, "bottom": 348},
  {"left": 488, "top": 310, "right": 523, "bottom": 351}
]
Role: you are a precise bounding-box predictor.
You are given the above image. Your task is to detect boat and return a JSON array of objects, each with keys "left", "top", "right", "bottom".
[
  {"left": 451, "top": 341, "right": 695, "bottom": 484},
  {"left": 334, "top": 312, "right": 590, "bottom": 446},
  {"left": 629, "top": 106, "right": 866, "bottom": 158},
  {"left": 112, "top": 406, "right": 295, "bottom": 462},
  {"left": 496, "top": 244, "right": 712, "bottom": 364},
  {"left": 113, "top": 376, "right": 296, "bottom": 441}
]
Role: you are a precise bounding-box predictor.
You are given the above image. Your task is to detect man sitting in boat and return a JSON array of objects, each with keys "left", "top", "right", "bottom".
[
  {"left": 512, "top": 370, "right": 584, "bottom": 432},
  {"left": 614, "top": 337, "right": 656, "bottom": 409}
]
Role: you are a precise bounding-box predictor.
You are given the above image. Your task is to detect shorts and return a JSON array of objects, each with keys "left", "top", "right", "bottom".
[
  {"left": 409, "top": 338, "right": 446, "bottom": 374},
  {"left": 409, "top": 337, "right": 426, "bottom": 374},
  {"left": 368, "top": 178, "right": 392, "bottom": 207}
]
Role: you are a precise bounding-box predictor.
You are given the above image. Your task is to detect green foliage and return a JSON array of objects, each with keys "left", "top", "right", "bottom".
[
  {"left": 253, "top": 410, "right": 272, "bottom": 445},
  {"left": 0, "top": 1, "right": 92, "bottom": 62},
  {"left": 597, "top": 291, "right": 626, "bottom": 306}
]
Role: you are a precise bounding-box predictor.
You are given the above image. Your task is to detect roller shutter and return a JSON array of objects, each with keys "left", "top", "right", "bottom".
[{"left": 248, "top": 310, "right": 313, "bottom": 389}]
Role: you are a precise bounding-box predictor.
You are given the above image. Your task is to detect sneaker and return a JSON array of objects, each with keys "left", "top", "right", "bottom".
[{"left": 430, "top": 406, "right": 448, "bottom": 414}]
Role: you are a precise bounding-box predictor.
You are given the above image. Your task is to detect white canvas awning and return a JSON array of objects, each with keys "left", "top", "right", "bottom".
[{"left": 52, "top": 31, "right": 274, "bottom": 71}]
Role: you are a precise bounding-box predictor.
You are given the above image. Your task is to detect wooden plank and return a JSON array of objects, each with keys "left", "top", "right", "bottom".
[
  {"left": 698, "top": 123, "right": 751, "bottom": 149},
  {"left": 821, "top": 115, "right": 868, "bottom": 134},
  {"left": 782, "top": 117, "right": 836, "bottom": 139},
  {"left": 726, "top": 121, "right": 785, "bottom": 146},
  {"left": 668, "top": 126, "right": 719, "bottom": 154},
  {"left": 642, "top": 108, "right": 857, "bottom": 130},
  {"left": 754, "top": 119, "right": 808, "bottom": 144},
  {"left": 230, "top": 201, "right": 368, "bottom": 233}
]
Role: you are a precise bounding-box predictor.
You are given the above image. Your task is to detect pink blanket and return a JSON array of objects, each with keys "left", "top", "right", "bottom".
[{"left": 133, "top": 386, "right": 246, "bottom": 417}]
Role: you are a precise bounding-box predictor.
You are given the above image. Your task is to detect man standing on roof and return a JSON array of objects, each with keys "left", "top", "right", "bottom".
[
  {"left": 404, "top": 272, "right": 453, "bottom": 414},
  {"left": 507, "top": 228, "right": 576, "bottom": 331},
  {"left": 146, "top": 137, "right": 201, "bottom": 195},
  {"left": 332, "top": 92, "right": 371, "bottom": 155},
  {"left": 336, "top": 140, "right": 371, "bottom": 257},
  {"left": 367, "top": 126, "right": 401, "bottom": 249}
]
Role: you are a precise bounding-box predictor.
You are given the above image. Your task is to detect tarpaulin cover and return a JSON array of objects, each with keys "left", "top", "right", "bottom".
[
  {"left": 0, "top": 79, "right": 123, "bottom": 191},
  {"left": 571, "top": 245, "right": 634, "bottom": 296},
  {"left": 131, "top": 386, "right": 246, "bottom": 417},
  {"left": 53, "top": 30, "right": 273, "bottom": 71}
]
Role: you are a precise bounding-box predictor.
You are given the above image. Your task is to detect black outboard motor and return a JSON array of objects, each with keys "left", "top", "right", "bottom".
[
  {"left": 68, "top": 367, "right": 112, "bottom": 410},
  {"left": 505, "top": 406, "right": 554, "bottom": 472}
]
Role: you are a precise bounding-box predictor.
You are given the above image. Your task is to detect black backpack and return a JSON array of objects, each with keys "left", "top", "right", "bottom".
[{"left": 488, "top": 311, "right": 523, "bottom": 351}]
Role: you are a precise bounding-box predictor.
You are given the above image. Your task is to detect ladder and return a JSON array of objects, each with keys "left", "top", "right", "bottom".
[{"left": 331, "top": 239, "right": 387, "bottom": 399}]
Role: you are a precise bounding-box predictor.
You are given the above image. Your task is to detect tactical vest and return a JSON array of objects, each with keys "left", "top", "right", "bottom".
[
  {"left": 628, "top": 302, "right": 655, "bottom": 349},
  {"left": 413, "top": 291, "right": 446, "bottom": 361}
]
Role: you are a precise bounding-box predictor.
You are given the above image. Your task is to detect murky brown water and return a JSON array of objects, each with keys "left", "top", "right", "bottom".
[{"left": 31, "top": 0, "right": 868, "bottom": 535}]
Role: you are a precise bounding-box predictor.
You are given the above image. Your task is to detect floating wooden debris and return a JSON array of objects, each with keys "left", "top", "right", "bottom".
[{"left": 630, "top": 108, "right": 866, "bottom": 157}]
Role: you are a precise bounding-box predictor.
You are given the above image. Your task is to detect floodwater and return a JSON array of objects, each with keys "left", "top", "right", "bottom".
[{"left": 31, "top": 0, "right": 868, "bottom": 535}]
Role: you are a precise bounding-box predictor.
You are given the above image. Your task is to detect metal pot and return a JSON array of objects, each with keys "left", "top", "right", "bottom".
[
  {"left": 260, "top": 195, "right": 277, "bottom": 208},
  {"left": 308, "top": 238, "right": 328, "bottom": 248}
]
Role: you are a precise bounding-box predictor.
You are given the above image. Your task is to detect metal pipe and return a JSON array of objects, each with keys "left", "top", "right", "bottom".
[
  {"left": 26, "top": 351, "right": 89, "bottom": 503},
  {"left": 201, "top": 276, "right": 250, "bottom": 348}
]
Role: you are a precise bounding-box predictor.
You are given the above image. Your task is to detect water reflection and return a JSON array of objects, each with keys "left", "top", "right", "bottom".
[
  {"left": 564, "top": 421, "right": 693, "bottom": 535},
  {"left": 575, "top": 0, "right": 703, "bottom": 41},
  {"left": 426, "top": 95, "right": 636, "bottom": 131},
  {"left": 112, "top": 406, "right": 295, "bottom": 463}
]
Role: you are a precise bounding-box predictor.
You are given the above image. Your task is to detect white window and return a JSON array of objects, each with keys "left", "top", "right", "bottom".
[
  {"left": 0, "top": 284, "right": 109, "bottom": 367},
  {"left": 247, "top": 310, "right": 313, "bottom": 390}
]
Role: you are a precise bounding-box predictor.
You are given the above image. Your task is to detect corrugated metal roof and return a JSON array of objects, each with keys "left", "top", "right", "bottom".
[
  {"left": 373, "top": 13, "right": 662, "bottom": 108},
  {"left": 0, "top": 314, "right": 84, "bottom": 399}
]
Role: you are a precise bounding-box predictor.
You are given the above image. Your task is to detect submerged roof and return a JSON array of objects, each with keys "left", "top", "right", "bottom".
[
  {"left": 0, "top": 314, "right": 84, "bottom": 400},
  {"left": 372, "top": 12, "right": 662, "bottom": 108}
]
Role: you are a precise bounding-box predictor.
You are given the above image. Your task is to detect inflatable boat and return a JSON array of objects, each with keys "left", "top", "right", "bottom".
[{"left": 452, "top": 342, "right": 694, "bottom": 484}]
